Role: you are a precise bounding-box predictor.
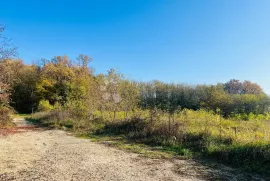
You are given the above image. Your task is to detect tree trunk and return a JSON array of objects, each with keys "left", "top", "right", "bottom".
[
  {"left": 150, "top": 109, "right": 153, "bottom": 123},
  {"left": 219, "top": 113, "right": 222, "bottom": 142},
  {"left": 113, "top": 111, "right": 116, "bottom": 121},
  {"left": 125, "top": 110, "right": 128, "bottom": 120},
  {"left": 168, "top": 114, "right": 171, "bottom": 137},
  {"left": 101, "top": 110, "right": 103, "bottom": 119}
]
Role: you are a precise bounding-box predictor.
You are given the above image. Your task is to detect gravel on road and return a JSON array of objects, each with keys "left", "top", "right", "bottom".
[{"left": 0, "top": 129, "right": 199, "bottom": 181}]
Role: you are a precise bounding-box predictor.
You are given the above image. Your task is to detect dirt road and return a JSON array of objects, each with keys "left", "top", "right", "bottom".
[{"left": 0, "top": 118, "right": 266, "bottom": 181}]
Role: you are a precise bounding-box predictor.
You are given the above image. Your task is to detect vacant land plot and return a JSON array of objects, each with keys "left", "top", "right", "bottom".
[{"left": 0, "top": 119, "right": 266, "bottom": 181}]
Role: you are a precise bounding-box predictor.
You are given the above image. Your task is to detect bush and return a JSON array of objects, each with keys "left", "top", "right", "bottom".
[
  {"left": 0, "top": 106, "right": 12, "bottom": 126},
  {"left": 38, "top": 100, "right": 53, "bottom": 112},
  {"left": 207, "top": 143, "right": 270, "bottom": 173}
]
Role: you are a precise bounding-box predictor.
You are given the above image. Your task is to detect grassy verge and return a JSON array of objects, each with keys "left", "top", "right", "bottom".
[
  {"left": 14, "top": 114, "right": 32, "bottom": 118},
  {"left": 78, "top": 133, "right": 193, "bottom": 159}
]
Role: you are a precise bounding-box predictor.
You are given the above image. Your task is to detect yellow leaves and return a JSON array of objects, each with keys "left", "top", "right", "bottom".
[
  {"left": 41, "top": 61, "right": 76, "bottom": 82},
  {"left": 38, "top": 100, "right": 53, "bottom": 112},
  {"left": 37, "top": 78, "right": 55, "bottom": 90}
]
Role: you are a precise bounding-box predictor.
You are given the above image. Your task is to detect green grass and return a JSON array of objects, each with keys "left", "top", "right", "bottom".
[
  {"left": 12, "top": 114, "right": 31, "bottom": 119},
  {"left": 78, "top": 133, "right": 192, "bottom": 159}
]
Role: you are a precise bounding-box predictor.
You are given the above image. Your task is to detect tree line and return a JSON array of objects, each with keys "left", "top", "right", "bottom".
[
  {"left": 0, "top": 56, "right": 269, "bottom": 118},
  {"left": 0, "top": 26, "right": 269, "bottom": 121}
]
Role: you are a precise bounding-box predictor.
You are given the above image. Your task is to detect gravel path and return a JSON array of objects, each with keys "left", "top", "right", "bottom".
[
  {"left": 0, "top": 129, "right": 198, "bottom": 181},
  {"left": 0, "top": 118, "right": 267, "bottom": 181}
]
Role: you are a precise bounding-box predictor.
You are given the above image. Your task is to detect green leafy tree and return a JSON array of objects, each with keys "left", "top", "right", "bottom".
[
  {"left": 119, "top": 80, "right": 140, "bottom": 119},
  {"left": 36, "top": 56, "right": 75, "bottom": 106}
]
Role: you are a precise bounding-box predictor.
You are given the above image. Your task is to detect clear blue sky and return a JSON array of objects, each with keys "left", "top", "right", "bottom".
[{"left": 1, "top": 0, "right": 270, "bottom": 93}]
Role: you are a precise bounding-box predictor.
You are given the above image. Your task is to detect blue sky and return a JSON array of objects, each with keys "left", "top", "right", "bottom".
[{"left": 1, "top": 0, "right": 270, "bottom": 93}]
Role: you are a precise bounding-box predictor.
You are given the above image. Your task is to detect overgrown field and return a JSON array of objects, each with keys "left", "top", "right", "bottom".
[{"left": 29, "top": 109, "right": 270, "bottom": 175}]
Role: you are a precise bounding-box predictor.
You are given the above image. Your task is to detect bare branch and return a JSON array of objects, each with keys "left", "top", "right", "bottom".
[{"left": 0, "top": 25, "right": 18, "bottom": 61}]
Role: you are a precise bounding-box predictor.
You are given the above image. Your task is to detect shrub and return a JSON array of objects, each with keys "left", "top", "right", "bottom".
[
  {"left": 38, "top": 100, "right": 53, "bottom": 112},
  {"left": 0, "top": 106, "right": 12, "bottom": 126}
]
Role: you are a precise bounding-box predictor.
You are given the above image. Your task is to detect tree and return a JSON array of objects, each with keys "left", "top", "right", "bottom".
[
  {"left": 36, "top": 56, "right": 75, "bottom": 106},
  {"left": 0, "top": 82, "right": 10, "bottom": 106},
  {"left": 76, "top": 54, "right": 92, "bottom": 68},
  {"left": 242, "top": 81, "right": 263, "bottom": 94},
  {"left": 140, "top": 81, "right": 157, "bottom": 122},
  {"left": 224, "top": 79, "right": 243, "bottom": 94},
  {"left": 0, "top": 25, "right": 17, "bottom": 123},
  {"left": 224, "top": 79, "right": 264, "bottom": 95},
  {"left": 0, "top": 25, "right": 17, "bottom": 61},
  {"left": 0, "top": 26, "right": 17, "bottom": 102},
  {"left": 103, "top": 69, "right": 123, "bottom": 121},
  {"left": 119, "top": 80, "right": 140, "bottom": 119},
  {"left": 200, "top": 84, "right": 234, "bottom": 116}
]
